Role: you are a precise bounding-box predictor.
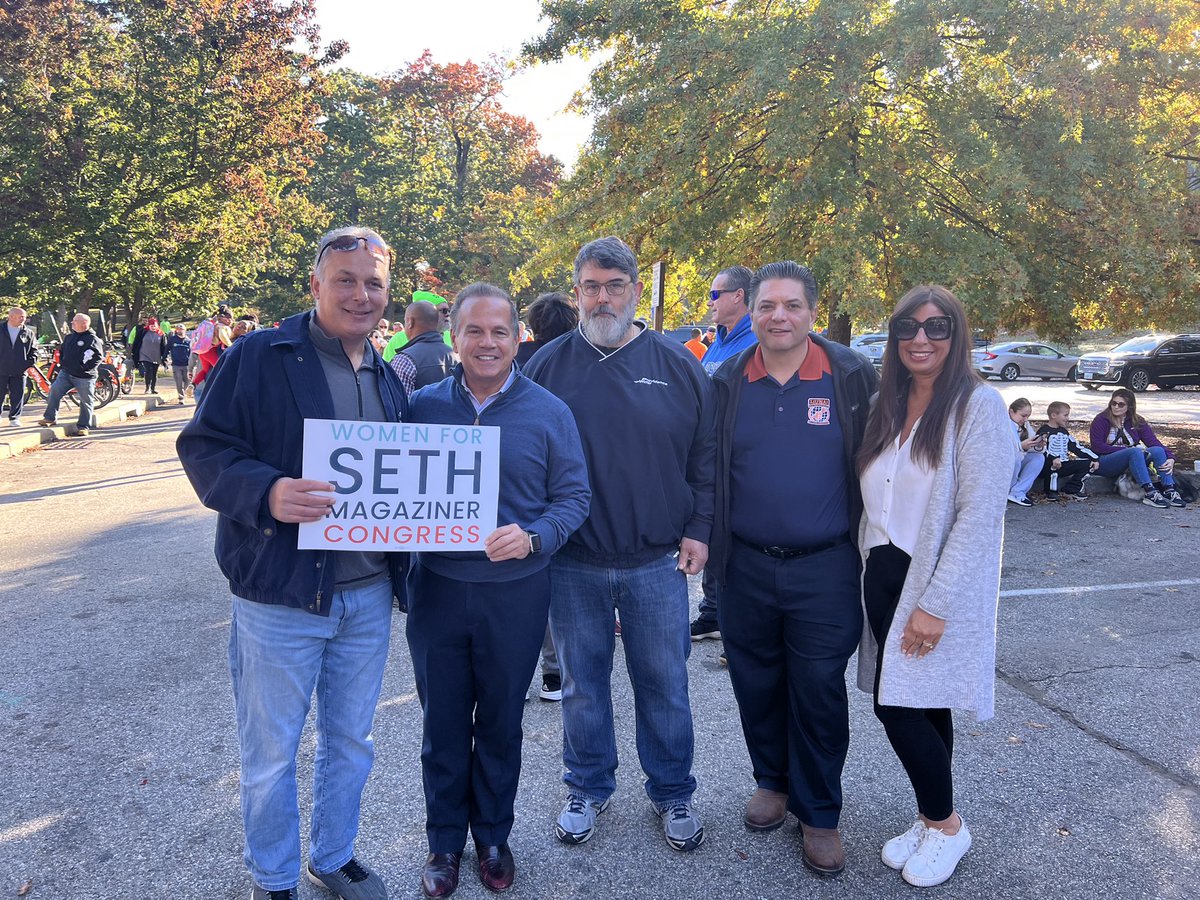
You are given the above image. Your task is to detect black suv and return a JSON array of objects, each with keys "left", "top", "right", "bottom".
[{"left": 1076, "top": 333, "right": 1200, "bottom": 392}]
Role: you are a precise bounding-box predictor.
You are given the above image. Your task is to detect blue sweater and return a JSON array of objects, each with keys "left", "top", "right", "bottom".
[
  {"left": 408, "top": 366, "right": 591, "bottom": 583},
  {"left": 524, "top": 325, "right": 716, "bottom": 567},
  {"left": 701, "top": 313, "right": 756, "bottom": 375}
]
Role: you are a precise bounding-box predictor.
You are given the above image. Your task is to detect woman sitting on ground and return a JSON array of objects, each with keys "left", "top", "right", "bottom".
[
  {"left": 1006, "top": 397, "right": 1045, "bottom": 507},
  {"left": 1088, "top": 388, "right": 1184, "bottom": 508}
]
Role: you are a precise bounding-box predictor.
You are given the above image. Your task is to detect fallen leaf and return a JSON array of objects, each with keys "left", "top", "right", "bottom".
[
  {"left": 139, "top": 778, "right": 149, "bottom": 786},
  {"left": 18, "top": 880, "right": 33, "bottom": 896},
  {"left": 1057, "top": 827, "right": 1072, "bottom": 836},
  {"left": 735, "top": 849, "right": 749, "bottom": 861},
  {"left": 1026, "top": 721, "right": 1049, "bottom": 730}
]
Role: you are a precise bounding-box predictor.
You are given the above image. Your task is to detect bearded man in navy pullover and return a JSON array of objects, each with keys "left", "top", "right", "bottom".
[
  {"left": 405, "top": 283, "right": 590, "bottom": 898},
  {"left": 523, "top": 236, "right": 716, "bottom": 853}
]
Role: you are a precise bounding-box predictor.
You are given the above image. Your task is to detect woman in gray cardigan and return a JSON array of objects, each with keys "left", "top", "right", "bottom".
[{"left": 855, "top": 285, "right": 1013, "bottom": 888}]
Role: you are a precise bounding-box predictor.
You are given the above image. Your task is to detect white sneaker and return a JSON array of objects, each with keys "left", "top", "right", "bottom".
[
  {"left": 8, "top": 417, "right": 20, "bottom": 427},
  {"left": 881, "top": 820, "right": 926, "bottom": 870},
  {"left": 902, "top": 819, "right": 972, "bottom": 887}
]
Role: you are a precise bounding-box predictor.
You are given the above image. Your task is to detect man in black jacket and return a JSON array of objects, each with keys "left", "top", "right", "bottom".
[
  {"left": 38, "top": 313, "right": 104, "bottom": 435},
  {"left": 400, "top": 298, "right": 457, "bottom": 389},
  {"left": 1, "top": 306, "right": 37, "bottom": 426},
  {"left": 709, "top": 261, "right": 878, "bottom": 877},
  {"left": 524, "top": 236, "right": 716, "bottom": 854}
]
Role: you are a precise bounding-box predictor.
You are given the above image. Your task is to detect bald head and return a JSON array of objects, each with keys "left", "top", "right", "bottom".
[
  {"left": 405, "top": 300, "right": 441, "bottom": 337},
  {"left": 71, "top": 313, "right": 91, "bottom": 333},
  {"left": 7, "top": 307, "right": 26, "bottom": 328}
]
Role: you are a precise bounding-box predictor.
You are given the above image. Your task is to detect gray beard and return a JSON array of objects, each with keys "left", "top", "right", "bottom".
[{"left": 581, "top": 304, "right": 636, "bottom": 347}]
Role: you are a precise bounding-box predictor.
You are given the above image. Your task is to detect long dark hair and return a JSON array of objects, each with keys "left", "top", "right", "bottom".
[
  {"left": 1105, "top": 386, "right": 1145, "bottom": 428},
  {"left": 857, "top": 285, "right": 981, "bottom": 473}
]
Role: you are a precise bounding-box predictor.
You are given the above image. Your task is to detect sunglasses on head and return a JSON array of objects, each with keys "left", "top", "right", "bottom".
[
  {"left": 315, "top": 234, "right": 391, "bottom": 269},
  {"left": 892, "top": 315, "right": 953, "bottom": 341}
]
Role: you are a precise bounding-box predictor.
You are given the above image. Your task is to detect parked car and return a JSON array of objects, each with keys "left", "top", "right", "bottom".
[
  {"left": 1076, "top": 333, "right": 1200, "bottom": 392},
  {"left": 972, "top": 342, "right": 1080, "bottom": 382},
  {"left": 850, "top": 332, "right": 888, "bottom": 368}
]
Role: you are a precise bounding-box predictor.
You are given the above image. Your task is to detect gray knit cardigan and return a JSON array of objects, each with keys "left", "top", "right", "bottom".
[{"left": 856, "top": 383, "right": 1016, "bottom": 721}]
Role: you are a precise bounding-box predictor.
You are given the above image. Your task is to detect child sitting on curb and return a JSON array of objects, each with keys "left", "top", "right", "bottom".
[{"left": 1036, "top": 401, "right": 1099, "bottom": 501}]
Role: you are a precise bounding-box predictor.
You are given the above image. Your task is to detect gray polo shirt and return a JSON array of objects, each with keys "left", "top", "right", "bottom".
[{"left": 309, "top": 316, "right": 390, "bottom": 589}]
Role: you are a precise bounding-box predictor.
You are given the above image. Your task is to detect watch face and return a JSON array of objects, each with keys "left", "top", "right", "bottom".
[{"left": 528, "top": 531, "right": 541, "bottom": 552}]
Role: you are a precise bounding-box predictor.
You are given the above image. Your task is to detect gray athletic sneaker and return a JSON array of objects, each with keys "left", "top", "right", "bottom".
[
  {"left": 556, "top": 793, "right": 611, "bottom": 844},
  {"left": 304, "top": 858, "right": 387, "bottom": 899},
  {"left": 250, "top": 886, "right": 298, "bottom": 900},
  {"left": 659, "top": 801, "right": 705, "bottom": 852}
]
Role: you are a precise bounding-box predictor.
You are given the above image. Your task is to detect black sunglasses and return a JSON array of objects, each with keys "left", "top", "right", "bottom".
[
  {"left": 892, "top": 315, "right": 953, "bottom": 341},
  {"left": 315, "top": 234, "right": 392, "bottom": 269}
]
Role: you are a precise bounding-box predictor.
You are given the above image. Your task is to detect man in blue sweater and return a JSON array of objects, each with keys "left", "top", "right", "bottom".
[
  {"left": 405, "top": 283, "right": 590, "bottom": 898},
  {"left": 692, "top": 264, "right": 758, "bottom": 644},
  {"left": 524, "top": 236, "right": 716, "bottom": 853}
]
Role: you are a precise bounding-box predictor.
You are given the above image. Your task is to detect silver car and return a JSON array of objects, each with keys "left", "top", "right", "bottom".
[
  {"left": 850, "top": 333, "right": 888, "bottom": 369},
  {"left": 972, "top": 342, "right": 1080, "bottom": 382}
]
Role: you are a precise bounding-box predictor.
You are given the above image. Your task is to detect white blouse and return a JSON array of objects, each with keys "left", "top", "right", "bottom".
[{"left": 861, "top": 418, "right": 937, "bottom": 556}]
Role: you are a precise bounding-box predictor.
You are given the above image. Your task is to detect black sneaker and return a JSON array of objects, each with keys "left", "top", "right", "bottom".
[
  {"left": 690, "top": 617, "right": 720, "bottom": 641},
  {"left": 1046, "top": 491, "right": 1060, "bottom": 501},
  {"left": 1142, "top": 489, "right": 1170, "bottom": 509},
  {"left": 1163, "top": 488, "right": 1186, "bottom": 508},
  {"left": 540, "top": 673, "right": 562, "bottom": 702}
]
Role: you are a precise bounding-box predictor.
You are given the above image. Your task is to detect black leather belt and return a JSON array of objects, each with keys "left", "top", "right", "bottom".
[{"left": 733, "top": 533, "right": 851, "bottom": 560}]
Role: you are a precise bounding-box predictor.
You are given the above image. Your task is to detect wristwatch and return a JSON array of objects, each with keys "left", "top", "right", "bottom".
[{"left": 526, "top": 531, "right": 542, "bottom": 554}]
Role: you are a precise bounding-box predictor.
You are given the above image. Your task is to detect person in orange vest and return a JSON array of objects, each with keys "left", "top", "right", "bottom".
[{"left": 684, "top": 327, "right": 706, "bottom": 361}]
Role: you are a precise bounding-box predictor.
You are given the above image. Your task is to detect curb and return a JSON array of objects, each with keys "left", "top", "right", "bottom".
[{"left": 0, "top": 395, "right": 170, "bottom": 459}]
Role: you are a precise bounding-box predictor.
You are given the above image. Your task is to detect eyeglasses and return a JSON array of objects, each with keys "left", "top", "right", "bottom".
[
  {"left": 315, "top": 234, "right": 392, "bottom": 269},
  {"left": 1110, "top": 400, "right": 1128, "bottom": 408},
  {"left": 892, "top": 315, "right": 953, "bottom": 341},
  {"left": 578, "top": 280, "right": 632, "bottom": 298},
  {"left": 709, "top": 288, "right": 739, "bottom": 302}
]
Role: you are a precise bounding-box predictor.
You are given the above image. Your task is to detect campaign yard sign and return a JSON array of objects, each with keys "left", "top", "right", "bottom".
[{"left": 298, "top": 419, "right": 500, "bottom": 552}]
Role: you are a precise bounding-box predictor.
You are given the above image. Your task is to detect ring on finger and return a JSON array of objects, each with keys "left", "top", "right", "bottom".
[{"left": 921, "top": 641, "right": 934, "bottom": 648}]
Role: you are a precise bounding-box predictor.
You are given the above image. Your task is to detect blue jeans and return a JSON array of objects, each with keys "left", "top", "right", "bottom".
[
  {"left": 228, "top": 580, "right": 393, "bottom": 891},
  {"left": 1095, "top": 446, "right": 1175, "bottom": 488},
  {"left": 549, "top": 553, "right": 697, "bottom": 808},
  {"left": 44, "top": 370, "right": 95, "bottom": 428}
]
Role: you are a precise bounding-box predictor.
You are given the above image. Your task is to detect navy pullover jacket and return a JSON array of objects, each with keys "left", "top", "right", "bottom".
[
  {"left": 523, "top": 324, "right": 717, "bottom": 567},
  {"left": 408, "top": 366, "right": 591, "bottom": 583}
]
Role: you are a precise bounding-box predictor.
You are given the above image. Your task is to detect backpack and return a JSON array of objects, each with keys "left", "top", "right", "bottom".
[{"left": 191, "top": 318, "right": 216, "bottom": 354}]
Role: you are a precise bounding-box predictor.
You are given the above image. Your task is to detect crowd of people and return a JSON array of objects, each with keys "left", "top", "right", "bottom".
[{"left": 168, "top": 224, "right": 1196, "bottom": 900}]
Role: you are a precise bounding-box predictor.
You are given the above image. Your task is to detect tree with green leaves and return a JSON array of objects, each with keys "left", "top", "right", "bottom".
[{"left": 525, "top": 0, "right": 1200, "bottom": 339}]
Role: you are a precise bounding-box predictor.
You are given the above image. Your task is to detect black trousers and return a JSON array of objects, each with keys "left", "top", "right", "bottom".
[
  {"left": 1039, "top": 458, "right": 1091, "bottom": 495},
  {"left": 2, "top": 373, "right": 25, "bottom": 419},
  {"left": 718, "top": 540, "right": 862, "bottom": 828},
  {"left": 405, "top": 561, "right": 550, "bottom": 853},
  {"left": 140, "top": 361, "right": 159, "bottom": 391},
  {"left": 863, "top": 543, "right": 954, "bottom": 821}
]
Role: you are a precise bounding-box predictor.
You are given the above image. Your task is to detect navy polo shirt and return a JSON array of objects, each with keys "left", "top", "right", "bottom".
[{"left": 729, "top": 342, "right": 849, "bottom": 548}]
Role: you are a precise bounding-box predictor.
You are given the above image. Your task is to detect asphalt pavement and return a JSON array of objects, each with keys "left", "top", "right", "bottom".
[{"left": 0, "top": 403, "right": 1198, "bottom": 900}]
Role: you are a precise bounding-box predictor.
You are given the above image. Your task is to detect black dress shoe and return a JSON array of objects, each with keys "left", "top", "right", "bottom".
[
  {"left": 421, "top": 851, "right": 462, "bottom": 898},
  {"left": 474, "top": 841, "right": 515, "bottom": 892}
]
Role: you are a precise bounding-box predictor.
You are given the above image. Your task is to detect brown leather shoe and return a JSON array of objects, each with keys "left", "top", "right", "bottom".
[
  {"left": 744, "top": 788, "right": 788, "bottom": 832},
  {"left": 800, "top": 823, "right": 845, "bottom": 876},
  {"left": 474, "top": 841, "right": 515, "bottom": 892},
  {"left": 421, "top": 851, "right": 462, "bottom": 898}
]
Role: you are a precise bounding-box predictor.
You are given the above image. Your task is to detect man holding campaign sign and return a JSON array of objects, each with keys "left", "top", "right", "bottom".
[
  {"left": 403, "top": 283, "right": 590, "bottom": 898},
  {"left": 178, "top": 226, "right": 408, "bottom": 900}
]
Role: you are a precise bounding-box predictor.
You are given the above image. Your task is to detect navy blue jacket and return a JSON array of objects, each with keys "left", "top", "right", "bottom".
[
  {"left": 523, "top": 325, "right": 716, "bottom": 567},
  {"left": 176, "top": 311, "right": 410, "bottom": 614},
  {"left": 166, "top": 334, "right": 192, "bottom": 367},
  {"left": 709, "top": 335, "right": 878, "bottom": 584},
  {"left": 409, "top": 365, "right": 590, "bottom": 583},
  {"left": 0, "top": 324, "right": 37, "bottom": 376}
]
